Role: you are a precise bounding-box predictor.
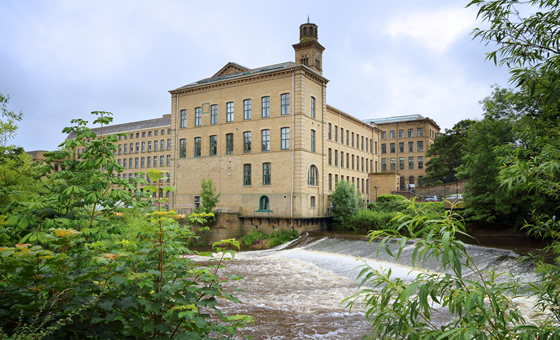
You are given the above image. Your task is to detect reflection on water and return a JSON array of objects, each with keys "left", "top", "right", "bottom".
[{"left": 213, "top": 233, "right": 539, "bottom": 339}]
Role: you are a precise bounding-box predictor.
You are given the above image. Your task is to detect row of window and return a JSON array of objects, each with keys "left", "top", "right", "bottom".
[
  {"left": 179, "top": 127, "right": 292, "bottom": 158},
  {"left": 117, "top": 155, "right": 171, "bottom": 169},
  {"left": 116, "top": 171, "right": 170, "bottom": 184},
  {"left": 381, "top": 156, "right": 424, "bottom": 171},
  {"left": 179, "top": 93, "right": 319, "bottom": 128},
  {"left": 117, "top": 139, "right": 171, "bottom": 155},
  {"left": 380, "top": 141, "right": 424, "bottom": 154},
  {"left": 327, "top": 174, "right": 369, "bottom": 194},
  {"left": 381, "top": 128, "right": 423, "bottom": 140},
  {"left": 327, "top": 148, "right": 374, "bottom": 173},
  {"left": 327, "top": 123, "right": 375, "bottom": 153},
  {"left": 241, "top": 163, "right": 319, "bottom": 187},
  {"left": 117, "top": 128, "right": 171, "bottom": 140}
]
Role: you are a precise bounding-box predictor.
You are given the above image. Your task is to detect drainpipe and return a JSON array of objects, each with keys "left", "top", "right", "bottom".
[
  {"left": 174, "top": 93, "right": 179, "bottom": 210},
  {"left": 291, "top": 70, "right": 295, "bottom": 225}
]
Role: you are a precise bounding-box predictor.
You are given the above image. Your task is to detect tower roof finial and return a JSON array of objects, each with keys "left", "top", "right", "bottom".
[{"left": 307, "top": 15, "right": 310, "bottom": 23}]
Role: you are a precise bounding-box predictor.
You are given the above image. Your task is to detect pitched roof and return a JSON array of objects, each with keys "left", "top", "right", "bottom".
[
  {"left": 66, "top": 115, "right": 171, "bottom": 140},
  {"left": 363, "top": 114, "right": 427, "bottom": 125},
  {"left": 171, "top": 62, "right": 301, "bottom": 92}
]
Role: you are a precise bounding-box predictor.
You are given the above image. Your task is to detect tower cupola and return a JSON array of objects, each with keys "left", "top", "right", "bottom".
[{"left": 293, "top": 18, "right": 325, "bottom": 74}]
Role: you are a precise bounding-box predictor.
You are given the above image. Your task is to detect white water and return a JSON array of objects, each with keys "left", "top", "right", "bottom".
[{"left": 215, "top": 234, "right": 538, "bottom": 339}]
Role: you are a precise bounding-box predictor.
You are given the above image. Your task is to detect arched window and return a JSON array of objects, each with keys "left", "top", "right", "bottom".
[
  {"left": 303, "top": 27, "right": 308, "bottom": 35},
  {"left": 399, "top": 177, "right": 405, "bottom": 190},
  {"left": 310, "top": 196, "right": 316, "bottom": 208},
  {"left": 259, "top": 195, "right": 270, "bottom": 211},
  {"left": 308, "top": 165, "right": 318, "bottom": 186},
  {"left": 309, "top": 27, "right": 314, "bottom": 35},
  {"left": 409, "top": 176, "right": 415, "bottom": 185},
  {"left": 300, "top": 54, "right": 308, "bottom": 66}
]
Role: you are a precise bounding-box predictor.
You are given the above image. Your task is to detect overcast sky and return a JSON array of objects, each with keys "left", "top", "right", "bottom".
[{"left": 1, "top": 0, "right": 512, "bottom": 152}]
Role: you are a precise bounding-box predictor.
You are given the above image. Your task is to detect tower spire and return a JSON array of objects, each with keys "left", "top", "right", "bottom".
[
  {"left": 293, "top": 20, "right": 325, "bottom": 74},
  {"left": 307, "top": 15, "right": 310, "bottom": 23}
]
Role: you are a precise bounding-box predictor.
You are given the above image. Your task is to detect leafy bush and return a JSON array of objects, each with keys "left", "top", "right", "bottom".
[
  {"left": 330, "top": 181, "right": 363, "bottom": 229},
  {"left": 348, "top": 209, "right": 399, "bottom": 231},
  {"left": 369, "top": 194, "right": 410, "bottom": 213}
]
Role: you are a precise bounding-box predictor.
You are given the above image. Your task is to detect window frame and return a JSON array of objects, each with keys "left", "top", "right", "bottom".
[
  {"left": 281, "top": 127, "right": 290, "bottom": 150},
  {"left": 243, "top": 131, "right": 251, "bottom": 153},
  {"left": 261, "top": 129, "right": 270, "bottom": 152},
  {"left": 194, "top": 107, "right": 202, "bottom": 126},
  {"left": 262, "top": 162, "right": 271, "bottom": 185},
  {"left": 281, "top": 93, "right": 290, "bottom": 115},
  {"left": 226, "top": 102, "right": 234, "bottom": 122},
  {"left": 261, "top": 96, "right": 270, "bottom": 118},
  {"left": 211, "top": 104, "right": 218, "bottom": 124},
  {"left": 180, "top": 109, "right": 187, "bottom": 128},
  {"left": 243, "top": 99, "right": 252, "bottom": 120}
]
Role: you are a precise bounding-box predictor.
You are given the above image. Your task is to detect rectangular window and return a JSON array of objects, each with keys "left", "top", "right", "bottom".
[
  {"left": 129, "top": 158, "right": 133, "bottom": 169},
  {"left": 418, "top": 156, "right": 424, "bottom": 169},
  {"left": 399, "top": 129, "right": 404, "bottom": 138},
  {"left": 166, "top": 155, "right": 171, "bottom": 166},
  {"left": 352, "top": 132, "right": 354, "bottom": 147},
  {"left": 194, "top": 137, "right": 201, "bottom": 157},
  {"left": 340, "top": 151, "right": 344, "bottom": 168},
  {"left": 390, "top": 158, "right": 396, "bottom": 171},
  {"left": 195, "top": 107, "right": 202, "bottom": 126},
  {"left": 381, "top": 143, "right": 386, "bottom": 154},
  {"left": 399, "top": 142, "right": 404, "bottom": 153},
  {"left": 136, "top": 142, "right": 139, "bottom": 153},
  {"left": 123, "top": 158, "right": 127, "bottom": 168},
  {"left": 118, "top": 159, "right": 121, "bottom": 166},
  {"left": 160, "top": 155, "right": 164, "bottom": 167},
  {"left": 335, "top": 125, "right": 338, "bottom": 142},
  {"left": 408, "top": 128, "right": 413, "bottom": 137},
  {"left": 261, "top": 96, "right": 270, "bottom": 118},
  {"left": 243, "top": 131, "right": 251, "bottom": 153},
  {"left": 417, "top": 128, "right": 423, "bottom": 137},
  {"left": 167, "top": 139, "right": 171, "bottom": 150},
  {"left": 161, "top": 129, "right": 165, "bottom": 135},
  {"left": 261, "top": 129, "right": 270, "bottom": 151},
  {"left": 361, "top": 136, "right": 364, "bottom": 150},
  {"left": 328, "top": 148, "right": 332, "bottom": 165},
  {"left": 281, "top": 127, "right": 290, "bottom": 150},
  {"left": 408, "top": 141, "right": 414, "bottom": 152},
  {"left": 128, "top": 143, "right": 132, "bottom": 153},
  {"left": 281, "top": 93, "right": 290, "bottom": 115},
  {"left": 328, "top": 124, "right": 332, "bottom": 140},
  {"left": 153, "top": 156, "right": 158, "bottom": 167},
  {"left": 226, "top": 133, "right": 233, "bottom": 154},
  {"left": 160, "top": 140, "right": 164, "bottom": 151},
  {"left": 335, "top": 174, "right": 338, "bottom": 184},
  {"left": 346, "top": 130, "right": 349, "bottom": 145},
  {"left": 209, "top": 135, "right": 217, "bottom": 156},
  {"left": 243, "top": 99, "right": 251, "bottom": 120},
  {"left": 352, "top": 155, "right": 354, "bottom": 170},
  {"left": 154, "top": 130, "right": 158, "bottom": 136},
  {"left": 211, "top": 104, "right": 218, "bottom": 124},
  {"left": 329, "top": 173, "right": 332, "bottom": 191},
  {"left": 311, "top": 129, "right": 315, "bottom": 152},
  {"left": 262, "top": 162, "right": 271, "bottom": 185},
  {"left": 408, "top": 156, "right": 414, "bottom": 169},
  {"left": 390, "top": 143, "right": 395, "bottom": 153},
  {"left": 154, "top": 140, "right": 158, "bottom": 151},
  {"left": 335, "top": 150, "right": 338, "bottom": 166},
  {"left": 417, "top": 141, "right": 424, "bottom": 152},
  {"left": 374, "top": 141, "right": 377, "bottom": 154},
  {"left": 366, "top": 158, "right": 369, "bottom": 172},
  {"left": 346, "top": 153, "right": 349, "bottom": 168},
  {"left": 180, "top": 109, "right": 187, "bottom": 128},
  {"left": 310, "top": 96, "right": 316, "bottom": 118},
  {"left": 179, "top": 139, "right": 186, "bottom": 158},
  {"left": 226, "top": 102, "right": 234, "bottom": 122},
  {"left": 243, "top": 164, "right": 251, "bottom": 186},
  {"left": 399, "top": 157, "right": 405, "bottom": 170},
  {"left": 142, "top": 142, "right": 146, "bottom": 152},
  {"left": 147, "top": 156, "right": 151, "bottom": 167},
  {"left": 365, "top": 138, "right": 368, "bottom": 152},
  {"left": 381, "top": 131, "right": 386, "bottom": 139},
  {"left": 118, "top": 144, "right": 122, "bottom": 154},
  {"left": 141, "top": 157, "right": 145, "bottom": 168}
]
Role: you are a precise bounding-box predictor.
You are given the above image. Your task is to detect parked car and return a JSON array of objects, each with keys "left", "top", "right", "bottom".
[
  {"left": 425, "top": 195, "right": 440, "bottom": 202},
  {"left": 446, "top": 194, "right": 463, "bottom": 200}
]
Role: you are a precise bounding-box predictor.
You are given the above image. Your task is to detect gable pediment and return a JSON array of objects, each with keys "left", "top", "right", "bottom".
[{"left": 212, "top": 62, "right": 250, "bottom": 78}]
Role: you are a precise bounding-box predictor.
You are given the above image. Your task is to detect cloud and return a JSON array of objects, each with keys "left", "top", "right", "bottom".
[{"left": 385, "top": 6, "right": 477, "bottom": 54}]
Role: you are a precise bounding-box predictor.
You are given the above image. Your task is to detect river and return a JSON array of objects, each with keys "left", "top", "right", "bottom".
[{"left": 214, "top": 232, "right": 540, "bottom": 339}]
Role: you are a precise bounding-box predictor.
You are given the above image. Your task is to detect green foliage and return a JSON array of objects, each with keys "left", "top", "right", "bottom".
[
  {"left": 240, "top": 229, "right": 299, "bottom": 248},
  {"left": 0, "top": 113, "right": 251, "bottom": 338},
  {"left": 329, "top": 181, "right": 363, "bottom": 230},
  {"left": 369, "top": 194, "right": 410, "bottom": 213},
  {"left": 345, "top": 201, "right": 559, "bottom": 339},
  {"left": 0, "top": 92, "right": 23, "bottom": 152},
  {"left": 424, "top": 119, "right": 476, "bottom": 185},
  {"left": 200, "top": 178, "right": 220, "bottom": 212},
  {"left": 348, "top": 209, "right": 399, "bottom": 232}
]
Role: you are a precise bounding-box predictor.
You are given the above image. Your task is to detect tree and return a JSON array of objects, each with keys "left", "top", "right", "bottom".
[
  {"left": 424, "top": 119, "right": 475, "bottom": 184},
  {"left": 200, "top": 177, "right": 220, "bottom": 212},
  {"left": 0, "top": 92, "right": 22, "bottom": 154},
  {"left": 329, "top": 180, "right": 362, "bottom": 229}
]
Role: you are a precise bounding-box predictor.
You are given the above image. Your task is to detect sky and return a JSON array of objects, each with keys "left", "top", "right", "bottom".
[{"left": 0, "top": 0, "right": 512, "bottom": 152}]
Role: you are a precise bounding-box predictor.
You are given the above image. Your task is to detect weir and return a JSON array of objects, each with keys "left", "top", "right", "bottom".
[{"left": 217, "top": 233, "right": 539, "bottom": 339}]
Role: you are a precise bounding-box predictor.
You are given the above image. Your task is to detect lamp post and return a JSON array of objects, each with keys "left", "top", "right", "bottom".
[{"left": 374, "top": 185, "right": 379, "bottom": 201}]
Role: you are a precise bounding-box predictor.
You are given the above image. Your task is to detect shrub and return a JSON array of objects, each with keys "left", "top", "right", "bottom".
[
  {"left": 240, "top": 229, "right": 299, "bottom": 248},
  {"left": 369, "top": 194, "right": 410, "bottom": 213},
  {"left": 349, "top": 209, "right": 399, "bottom": 231}
]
